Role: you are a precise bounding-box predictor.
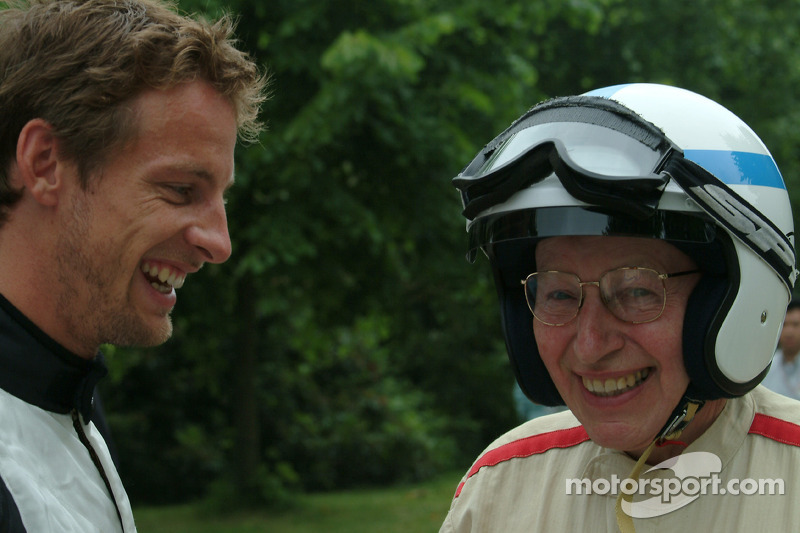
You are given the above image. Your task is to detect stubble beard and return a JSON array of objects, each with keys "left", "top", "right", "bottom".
[{"left": 54, "top": 191, "right": 173, "bottom": 355}]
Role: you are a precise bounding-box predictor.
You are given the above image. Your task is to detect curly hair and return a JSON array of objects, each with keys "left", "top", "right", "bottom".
[{"left": 0, "top": 0, "right": 269, "bottom": 221}]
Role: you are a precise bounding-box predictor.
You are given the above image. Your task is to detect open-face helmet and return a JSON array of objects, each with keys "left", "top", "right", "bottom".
[{"left": 455, "top": 83, "right": 797, "bottom": 406}]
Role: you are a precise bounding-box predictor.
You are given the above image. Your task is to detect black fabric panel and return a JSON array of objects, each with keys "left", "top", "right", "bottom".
[
  {"left": 0, "top": 474, "right": 26, "bottom": 532},
  {"left": 0, "top": 293, "right": 107, "bottom": 422}
]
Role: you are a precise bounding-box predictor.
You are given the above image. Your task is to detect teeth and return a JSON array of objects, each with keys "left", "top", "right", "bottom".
[
  {"left": 582, "top": 368, "right": 650, "bottom": 397},
  {"left": 151, "top": 282, "right": 172, "bottom": 294},
  {"left": 141, "top": 262, "right": 187, "bottom": 291}
]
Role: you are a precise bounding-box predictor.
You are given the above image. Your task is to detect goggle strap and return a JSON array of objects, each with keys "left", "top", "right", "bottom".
[{"left": 666, "top": 157, "right": 798, "bottom": 289}]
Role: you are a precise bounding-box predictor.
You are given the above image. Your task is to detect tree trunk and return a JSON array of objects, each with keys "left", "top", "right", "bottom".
[{"left": 232, "top": 275, "right": 261, "bottom": 498}]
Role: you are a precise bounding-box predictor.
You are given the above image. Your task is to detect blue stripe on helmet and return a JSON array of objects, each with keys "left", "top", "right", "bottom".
[
  {"left": 583, "top": 84, "right": 632, "bottom": 98},
  {"left": 683, "top": 150, "right": 786, "bottom": 189}
]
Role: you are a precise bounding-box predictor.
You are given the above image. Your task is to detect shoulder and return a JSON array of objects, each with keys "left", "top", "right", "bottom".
[
  {"left": 454, "top": 410, "right": 589, "bottom": 497},
  {"left": 440, "top": 411, "right": 596, "bottom": 532},
  {"left": 477, "top": 410, "right": 588, "bottom": 465},
  {"left": 747, "top": 385, "right": 800, "bottom": 447}
]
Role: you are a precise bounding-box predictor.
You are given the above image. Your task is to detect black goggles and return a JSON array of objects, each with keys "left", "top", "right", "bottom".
[
  {"left": 455, "top": 135, "right": 673, "bottom": 221},
  {"left": 453, "top": 96, "right": 796, "bottom": 289},
  {"left": 453, "top": 98, "right": 677, "bottom": 221}
]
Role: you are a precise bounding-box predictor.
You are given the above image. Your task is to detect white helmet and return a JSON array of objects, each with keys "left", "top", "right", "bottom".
[{"left": 455, "top": 83, "right": 797, "bottom": 405}]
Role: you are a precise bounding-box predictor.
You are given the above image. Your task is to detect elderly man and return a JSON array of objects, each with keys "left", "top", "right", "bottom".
[
  {"left": 441, "top": 84, "right": 800, "bottom": 532},
  {"left": 0, "top": 1, "right": 266, "bottom": 530}
]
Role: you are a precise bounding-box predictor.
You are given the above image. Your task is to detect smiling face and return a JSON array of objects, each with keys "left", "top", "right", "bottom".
[
  {"left": 53, "top": 80, "right": 237, "bottom": 355},
  {"left": 533, "top": 236, "right": 702, "bottom": 452}
]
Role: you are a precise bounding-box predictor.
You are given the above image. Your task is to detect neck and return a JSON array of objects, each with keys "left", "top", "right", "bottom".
[{"left": 0, "top": 216, "right": 96, "bottom": 359}]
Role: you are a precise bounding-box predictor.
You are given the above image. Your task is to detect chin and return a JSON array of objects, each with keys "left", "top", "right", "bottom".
[
  {"left": 583, "top": 420, "right": 658, "bottom": 453},
  {"left": 109, "top": 316, "right": 173, "bottom": 348},
  {"left": 143, "top": 321, "right": 174, "bottom": 347}
]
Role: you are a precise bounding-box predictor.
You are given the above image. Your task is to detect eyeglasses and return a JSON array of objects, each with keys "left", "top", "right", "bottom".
[{"left": 521, "top": 267, "right": 700, "bottom": 326}]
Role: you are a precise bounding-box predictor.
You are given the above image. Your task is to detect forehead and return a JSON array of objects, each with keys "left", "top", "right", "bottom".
[
  {"left": 117, "top": 81, "right": 237, "bottom": 184},
  {"left": 134, "top": 82, "right": 235, "bottom": 139}
]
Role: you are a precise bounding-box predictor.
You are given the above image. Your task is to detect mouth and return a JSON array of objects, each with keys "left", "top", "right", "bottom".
[
  {"left": 141, "top": 261, "right": 186, "bottom": 294},
  {"left": 581, "top": 368, "right": 651, "bottom": 397}
]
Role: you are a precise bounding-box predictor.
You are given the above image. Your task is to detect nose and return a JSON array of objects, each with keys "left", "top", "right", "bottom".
[
  {"left": 185, "top": 198, "right": 232, "bottom": 264},
  {"left": 572, "top": 286, "right": 624, "bottom": 364}
]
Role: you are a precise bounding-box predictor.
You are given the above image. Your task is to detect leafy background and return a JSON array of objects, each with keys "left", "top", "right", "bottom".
[{"left": 97, "top": 0, "right": 800, "bottom": 507}]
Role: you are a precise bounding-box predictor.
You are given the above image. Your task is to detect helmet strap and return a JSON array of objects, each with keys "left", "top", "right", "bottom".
[
  {"left": 655, "top": 394, "right": 706, "bottom": 444},
  {"left": 666, "top": 156, "right": 797, "bottom": 288},
  {"left": 614, "top": 395, "right": 705, "bottom": 533}
]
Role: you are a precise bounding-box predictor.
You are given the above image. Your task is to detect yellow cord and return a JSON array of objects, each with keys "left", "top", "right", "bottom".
[{"left": 615, "top": 401, "right": 702, "bottom": 533}]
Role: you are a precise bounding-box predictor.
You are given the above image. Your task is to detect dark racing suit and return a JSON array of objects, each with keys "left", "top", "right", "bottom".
[{"left": 0, "top": 295, "right": 136, "bottom": 532}]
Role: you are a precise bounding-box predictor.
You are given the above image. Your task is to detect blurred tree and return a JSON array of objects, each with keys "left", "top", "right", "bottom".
[{"left": 99, "top": 0, "right": 800, "bottom": 507}]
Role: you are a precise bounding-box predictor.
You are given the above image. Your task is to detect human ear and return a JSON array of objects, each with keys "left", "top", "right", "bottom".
[{"left": 15, "top": 119, "right": 66, "bottom": 207}]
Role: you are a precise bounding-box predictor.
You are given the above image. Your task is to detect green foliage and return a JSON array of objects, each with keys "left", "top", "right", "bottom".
[
  {"left": 133, "top": 470, "right": 461, "bottom": 533},
  {"left": 99, "top": 0, "right": 800, "bottom": 508}
]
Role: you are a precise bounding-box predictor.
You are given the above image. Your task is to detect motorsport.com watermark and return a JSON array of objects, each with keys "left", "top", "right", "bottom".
[{"left": 566, "top": 452, "right": 784, "bottom": 518}]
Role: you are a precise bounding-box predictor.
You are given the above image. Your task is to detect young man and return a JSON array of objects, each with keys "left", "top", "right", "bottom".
[
  {"left": 441, "top": 84, "right": 800, "bottom": 531},
  {"left": 0, "top": 1, "right": 267, "bottom": 530},
  {"left": 762, "top": 299, "right": 800, "bottom": 399}
]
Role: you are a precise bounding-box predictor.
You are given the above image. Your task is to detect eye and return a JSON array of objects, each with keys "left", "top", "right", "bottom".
[
  {"left": 609, "top": 286, "right": 663, "bottom": 318},
  {"left": 617, "top": 286, "right": 657, "bottom": 303},
  {"left": 627, "top": 286, "right": 657, "bottom": 298},
  {"left": 171, "top": 184, "right": 192, "bottom": 196},
  {"left": 547, "top": 289, "right": 579, "bottom": 302},
  {"left": 531, "top": 272, "right": 580, "bottom": 304},
  {"left": 163, "top": 184, "right": 193, "bottom": 204}
]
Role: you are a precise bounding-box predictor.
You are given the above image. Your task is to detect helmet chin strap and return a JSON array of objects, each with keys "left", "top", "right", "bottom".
[
  {"left": 614, "top": 393, "right": 706, "bottom": 533},
  {"left": 654, "top": 393, "right": 707, "bottom": 445}
]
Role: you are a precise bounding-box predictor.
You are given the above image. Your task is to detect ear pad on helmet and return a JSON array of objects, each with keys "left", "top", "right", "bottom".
[
  {"left": 676, "top": 234, "right": 767, "bottom": 398},
  {"left": 500, "top": 285, "right": 563, "bottom": 406},
  {"left": 490, "top": 238, "right": 563, "bottom": 406},
  {"left": 681, "top": 272, "right": 733, "bottom": 399},
  {"left": 681, "top": 260, "right": 768, "bottom": 398}
]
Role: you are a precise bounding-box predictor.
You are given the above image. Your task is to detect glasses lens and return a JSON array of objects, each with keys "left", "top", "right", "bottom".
[
  {"left": 525, "top": 271, "right": 581, "bottom": 325},
  {"left": 600, "top": 268, "right": 666, "bottom": 323}
]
